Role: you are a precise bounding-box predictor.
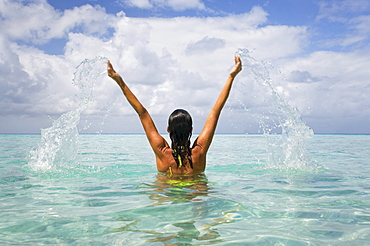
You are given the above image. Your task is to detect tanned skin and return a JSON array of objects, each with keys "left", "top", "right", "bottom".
[{"left": 107, "top": 55, "right": 242, "bottom": 174}]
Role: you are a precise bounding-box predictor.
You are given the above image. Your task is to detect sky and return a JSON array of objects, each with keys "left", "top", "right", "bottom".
[{"left": 1, "top": 0, "right": 370, "bottom": 134}]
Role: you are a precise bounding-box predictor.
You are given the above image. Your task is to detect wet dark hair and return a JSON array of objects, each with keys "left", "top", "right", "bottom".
[{"left": 168, "top": 109, "right": 193, "bottom": 168}]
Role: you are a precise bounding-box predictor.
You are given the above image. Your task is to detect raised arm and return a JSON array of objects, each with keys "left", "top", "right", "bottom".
[
  {"left": 194, "top": 55, "right": 242, "bottom": 153},
  {"left": 107, "top": 60, "right": 168, "bottom": 153}
]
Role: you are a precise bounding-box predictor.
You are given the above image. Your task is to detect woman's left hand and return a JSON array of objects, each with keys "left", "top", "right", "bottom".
[{"left": 107, "top": 60, "right": 121, "bottom": 81}]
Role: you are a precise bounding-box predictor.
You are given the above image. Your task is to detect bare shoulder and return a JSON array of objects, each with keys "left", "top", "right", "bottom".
[
  {"left": 191, "top": 137, "right": 207, "bottom": 156},
  {"left": 155, "top": 141, "right": 207, "bottom": 173},
  {"left": 155, "top": 147, "right": 175, "bottom": 172},
  {"left": 191, "top": 144, "right": 206, "bottom": 172}
]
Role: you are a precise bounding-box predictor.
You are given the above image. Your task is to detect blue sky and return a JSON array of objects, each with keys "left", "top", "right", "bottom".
[
  {"left": 36, "top": 0, "right": 334, "bottom": 54},
  {"left": 37, "top": 0, "right": 319, "bottom": 54},
  {"left": 1, "top": 0, "right": 370, "bottom": 134}
]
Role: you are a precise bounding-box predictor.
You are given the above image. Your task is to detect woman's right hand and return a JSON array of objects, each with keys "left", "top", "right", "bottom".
[{"left": 229, "top": 55, "right": 242, "bottom": 78}]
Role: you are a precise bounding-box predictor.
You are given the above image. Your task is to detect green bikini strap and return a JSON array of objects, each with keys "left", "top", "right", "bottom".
[
  {"left": 174, "top": 146, "right": 185, "bottom": 168},
  {"left": 169, "top": 167, "right": 173, "bottom": 177},
  {"left": 177, "top": 155, "right": 183, "bottom": 168}
]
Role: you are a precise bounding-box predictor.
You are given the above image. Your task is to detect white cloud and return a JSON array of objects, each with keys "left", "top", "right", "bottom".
[
  {"left": 0, "top": 0, "right": 55, "bottom": 42},
  {"left": 0, "top": 2, "right": 311, "bottom": 133},
  {"left": 185, "top": 36, "right": 226, "bottom": 55},
  {"left": 351, "top": 15, "right": 370, "bottom": 35},
  {"left": 281, "top": 50, "right": 370, "bottom": 125},
  {"left": 287, "top": 70, "right": 320, "bottom": 83},
  {"left": 165, "top": 0, "right": 206, "bottom": 11},
  {"left": 0, "top": 0, "right": 115, "bottom": 44},
  {"left": 317, "top": 0, "right": 370, "bottom": 22},
  {"left": 1, "top": 1, "right": 369, "bottom": 133},
  {"left": 0, "top": 1, "right": 117, "bottom": 120},
  {"left": 124, "top": 0, "right": 153, "bottom": 9},
  {"left": 316, "top": 0, "right": 370, "bottom": 48},
  {"left": 121, "top": 0, "right": 206, "bottom": 11},
  {"left": 344, "top": 15, "right": 370, "bottom": 45}
]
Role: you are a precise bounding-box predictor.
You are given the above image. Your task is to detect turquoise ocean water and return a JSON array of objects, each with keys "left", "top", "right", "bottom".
[
  {"left": 1, "top": 133, "right": 370, "bottom": 245},
  {"left": 1, "top": 52, "right": 369, "bottom": 245}
]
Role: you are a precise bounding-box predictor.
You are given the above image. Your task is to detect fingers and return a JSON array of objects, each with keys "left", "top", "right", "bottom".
[
  {"left": 234, "top": 55, "right": 241, "bottom": 71},
  {"left": 229, "top": 55, "right": 242, "bottom": 77},
  {"left": 234, "top": 55, "right": 241, "bottom": 65},
  {"left": 107, "top": 59, "right": 113, "bottom": 69},
  {"left": 107, "top": 59, "right": 116, "bottom": 75},
  {"left": 107, "top": 60, "right": 115, "bottom": 78}
]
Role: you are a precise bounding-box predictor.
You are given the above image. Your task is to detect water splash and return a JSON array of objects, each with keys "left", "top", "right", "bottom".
[
  {"left": 236, "top": 49, "right": 315, "bottom": 170},
  {"left": 28, "top": 56, "right": 107, "bottom": 172}
]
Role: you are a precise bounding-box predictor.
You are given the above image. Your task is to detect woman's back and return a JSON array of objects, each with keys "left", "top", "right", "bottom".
[
  {"left": 156, "top": 142, "right": 206, "bottom": 174},
  {"left": 107, "top": 56, "right": 242, "bottom": 173}
]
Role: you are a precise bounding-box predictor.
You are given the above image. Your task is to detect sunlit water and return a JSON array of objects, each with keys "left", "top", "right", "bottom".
[
  {"left": 1, "top": 54, "right": 370, "bottom": 245},
  {"left": 1, "top": 134, "right": 370, "bottom": 245}
]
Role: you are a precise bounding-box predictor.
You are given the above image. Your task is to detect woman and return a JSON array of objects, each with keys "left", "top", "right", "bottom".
[{"left": 107, "top": 55, "right": 242, "bottom": 174}]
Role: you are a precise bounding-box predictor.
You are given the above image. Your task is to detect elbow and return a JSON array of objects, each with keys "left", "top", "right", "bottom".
[{"left": 138, "top": 107, "right": 148, "bottom": 117}]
